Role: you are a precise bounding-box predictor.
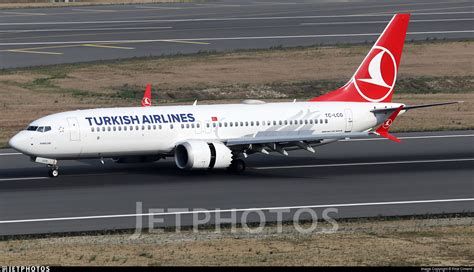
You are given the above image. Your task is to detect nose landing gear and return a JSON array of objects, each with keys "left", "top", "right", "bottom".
[{"left": 48, "top": 164, "right": 59, "bottom": 178}]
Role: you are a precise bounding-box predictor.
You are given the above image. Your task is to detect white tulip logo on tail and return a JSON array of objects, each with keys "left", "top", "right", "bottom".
[{"left": 353, "top": 46, "right": 397, "bottom": 102}]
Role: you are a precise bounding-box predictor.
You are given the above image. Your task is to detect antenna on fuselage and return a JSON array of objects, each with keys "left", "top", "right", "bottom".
[{"left": 193, "top": 100, "right": 197, "bottom": 106}]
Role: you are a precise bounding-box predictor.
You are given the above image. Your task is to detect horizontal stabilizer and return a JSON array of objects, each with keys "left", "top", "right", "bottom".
[{"left": 371, "top": 101, "right": 462, "bottom": 113}]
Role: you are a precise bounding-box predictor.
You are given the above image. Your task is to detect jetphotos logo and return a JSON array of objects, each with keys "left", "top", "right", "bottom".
[{"left": 353, "top": 45, "right": 398, "bottom": 102}]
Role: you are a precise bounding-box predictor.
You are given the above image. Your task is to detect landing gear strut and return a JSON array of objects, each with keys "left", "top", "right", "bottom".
[
  {"left": 48, "top": 164, "right": 59, "bottom": 178},
  {"left": 228, "top": 158, "right": 246, "bottom": 173}
]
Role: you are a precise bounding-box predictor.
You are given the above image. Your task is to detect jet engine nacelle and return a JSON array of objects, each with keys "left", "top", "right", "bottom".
[{"left": 174, "top": 140, "right": 233, "bottom": 170}]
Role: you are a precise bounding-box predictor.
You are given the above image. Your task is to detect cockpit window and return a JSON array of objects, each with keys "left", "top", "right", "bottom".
[{"left": 26, "top": 126, "right": 51, "bottom": 132}]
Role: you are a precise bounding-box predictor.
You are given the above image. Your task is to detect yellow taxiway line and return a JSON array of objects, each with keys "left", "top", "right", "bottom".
[
  {"left": 81, "top": 43, "right": 135, "bottom": 49},
  {"left": 162, "top": 39, "right": 210, "bottom": 45},
  {"left": 7, "top": 49, "right": 63, "bottom": 55}
]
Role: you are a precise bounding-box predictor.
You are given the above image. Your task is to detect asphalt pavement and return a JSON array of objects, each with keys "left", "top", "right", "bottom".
[{"left": 0, "top": 0, "right": 472, "bottom": 67}]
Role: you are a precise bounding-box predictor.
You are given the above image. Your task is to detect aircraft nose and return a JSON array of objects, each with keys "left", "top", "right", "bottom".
[{"left": 8, "top": 132, "right": 30, "bottom": 154}]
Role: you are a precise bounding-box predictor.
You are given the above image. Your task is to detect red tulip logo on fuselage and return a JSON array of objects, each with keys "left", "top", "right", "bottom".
[
  {"left": 382, "top": 119, "right": 393, "bottom": 129},
  {"left": 354, "top": 46, "right": 397, "bottom": 102}
]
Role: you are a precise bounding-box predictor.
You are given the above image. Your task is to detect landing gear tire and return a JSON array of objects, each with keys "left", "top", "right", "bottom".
[
  {"left": 48, "top": 165, "right": 59, "bottom": 178},
  {"left": 228, "top": 159, "right": 246, "bottom": 173}
]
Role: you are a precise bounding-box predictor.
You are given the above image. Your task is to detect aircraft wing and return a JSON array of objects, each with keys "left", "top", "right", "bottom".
[{"left": 226, "top": 131, "right": 369, "bottom": 146}]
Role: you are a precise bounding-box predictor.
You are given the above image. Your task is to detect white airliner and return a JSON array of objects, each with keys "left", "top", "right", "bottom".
[{"left": 8, "top": 14, "right": 459, "bottom": 177}]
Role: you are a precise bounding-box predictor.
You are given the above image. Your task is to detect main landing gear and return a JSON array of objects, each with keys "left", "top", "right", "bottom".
[
  {"left": 48, "top": 164, "right": 59, "bottom": 178},
  {"left": 228, "top": 158, "right": 246, "bottom": 173}
]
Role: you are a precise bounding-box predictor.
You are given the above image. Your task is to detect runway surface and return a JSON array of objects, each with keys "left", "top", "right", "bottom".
[
  {"left": 0, "top": 130, "right": 473, "bottom": 236},
  {"left": 0, "top": 0, "right": 473, "bottom": 68}
]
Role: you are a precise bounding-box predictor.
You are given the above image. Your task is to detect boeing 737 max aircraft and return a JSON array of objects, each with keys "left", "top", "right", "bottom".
[{"left": 8, "top": 14, "right": 459, "bottom": 177}]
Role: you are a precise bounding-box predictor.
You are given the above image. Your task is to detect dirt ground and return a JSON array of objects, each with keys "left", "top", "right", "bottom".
[
  {"left": 0, "top": 41, "right": 473, "bottom": 147},
  {"left": 1, "top": 217, "right": 473, "bottom": 266}
]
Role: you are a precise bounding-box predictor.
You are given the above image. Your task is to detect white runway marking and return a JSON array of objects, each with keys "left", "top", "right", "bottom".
[
  {"left": 0, "top": 30, "right": 472, "bottom": 46},
  {"left": 301, "top": 18, "right": 474, "bottom": 26},
  {"left": 0, "top": 11, "right": 471, "bottom": 26},
  {"left": 254, "top": 158, "right": 474, "bottom": 170},
  {"left": 0, "top": 177, "right": 48, "bottom": 182},
  {"left": 1, "top": 198, "right": 472, "bottom": 224},
  {"left": 0, "top": 152, "right": 22, "bottom": 156}
]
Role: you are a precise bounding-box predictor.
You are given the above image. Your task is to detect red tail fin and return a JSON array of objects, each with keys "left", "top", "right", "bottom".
[
  {"left": 310, "top": 14, "right": 410, "bottom": 103},
  {"left": 141, "top": 83, "right": 152, "bottom": 107}
]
